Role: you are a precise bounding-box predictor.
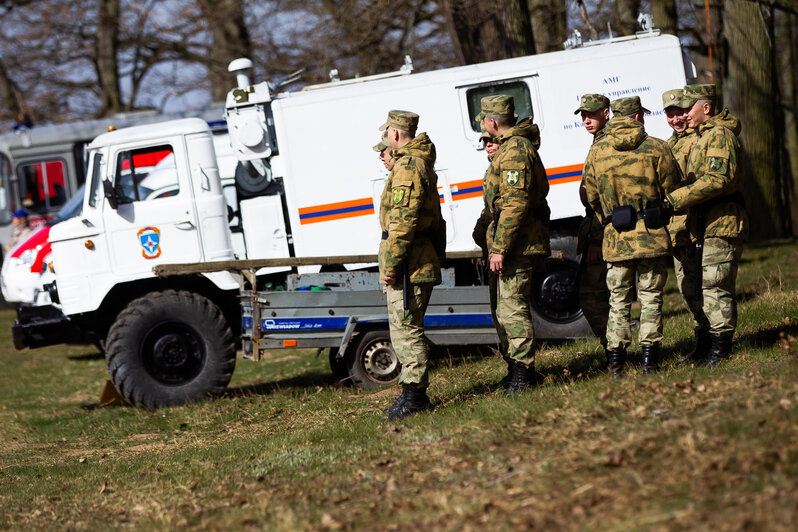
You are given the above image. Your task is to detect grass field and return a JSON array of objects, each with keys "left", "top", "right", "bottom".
[{"left": 1, "top": 240, "right": 797, "bottom": 531}]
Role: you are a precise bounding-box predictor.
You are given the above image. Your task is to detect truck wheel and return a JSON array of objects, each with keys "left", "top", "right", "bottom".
[
  {"left": 346, "top": 330, "right": 401, "bottom": 389},
  {"left": 105, "top": 290, "right": 235, "bottom": 408}
]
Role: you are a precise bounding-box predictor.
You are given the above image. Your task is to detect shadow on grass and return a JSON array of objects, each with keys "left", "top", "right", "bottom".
[
  {"left": 67, "top": 350, "right": 104, "bottom": 361},
  {"left": 224, "top": 371, "right": 339, "bottom": 399}
]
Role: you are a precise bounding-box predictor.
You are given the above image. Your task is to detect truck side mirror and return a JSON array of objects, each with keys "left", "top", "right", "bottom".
[{"left": 103, "top": 179, "right": 119, "bottom": 210}]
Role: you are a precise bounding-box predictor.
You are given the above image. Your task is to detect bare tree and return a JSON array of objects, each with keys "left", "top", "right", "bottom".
[
  {"left": 440, "top": 0, "right": 514, "bottom": 64},
  {"left": 614, "top": 0, "right": 641, "bottom": 35},
  {"left": 529, "top": 0, "right": 567, "bottom": 52},
  {"left": 650, "top": 0, "right": 677, "bottom": 34},
  {"left": 725, "top": 0, "right": 783, "bottom": 239},
  {"left": 776, "top": 7, "right": 798, "bottom": 235},
  {"left": 96, "top": 0, "right": 122, "bottom": 115},
  {"left": 196, "top": 0, "right": 251, "bottom": 102}
]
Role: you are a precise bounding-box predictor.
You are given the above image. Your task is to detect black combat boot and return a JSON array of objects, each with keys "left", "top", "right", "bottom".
[
  {"left": 491, "top": 357, "right": 514, "bottom": 390},
  {"left": 383, "top": 385, "right": 410, "bottom": 415},
  {"left": 641, "top": 344, "right": 660, "bottom": 375},
  {"left": 706, "top": 332, "right": 734, "bottom": 368},
  {"left": 678, "top": 327, "right": 711, "bottom": 365},
  {"left": 504, "top": 361, "right": 535, "bottom": 397},
  {"left": 607, "top": 349, "right": 625, "bottom": 379},
  {"left": 386, "top": 384, "right": 432, "bottom": 421}
]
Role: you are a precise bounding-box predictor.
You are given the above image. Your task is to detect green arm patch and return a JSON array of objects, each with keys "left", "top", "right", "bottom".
[
  {"left": 392, "top": 188, "right": 405, "bottom": 204},
  {"left": 708, "top": 156, "right": 726, "bottom": 172}
]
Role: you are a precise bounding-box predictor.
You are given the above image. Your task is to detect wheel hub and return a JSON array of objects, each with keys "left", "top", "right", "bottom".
[
  {"left": 362, "top": 340, "right": 400, "bottom": 382},
  {"left": 532, "top": 260, "right": 582, "bottom": 323},
  {"left": 141, "top": 322, "right": 205, "bottom": 386}
]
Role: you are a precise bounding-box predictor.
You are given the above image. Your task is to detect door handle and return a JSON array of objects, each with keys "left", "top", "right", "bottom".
[{"left": 175, "top": 221, "right": 195, "bottom": 230}]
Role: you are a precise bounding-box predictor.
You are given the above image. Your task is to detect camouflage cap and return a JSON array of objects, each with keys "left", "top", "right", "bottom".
[
  {"left": 662, "top": 88, "right": 690, "bottom": 109},
  {"left": 611, "top": 96, "right": 651, "bottom": 117},
  {"left": 372, "top": 131, "right": 390, "bottom": 152},
  {"left": 573, "top": 93, "right": 610, "bottom": 115},
  {"left": 379, "top": 110, "right": 419, "bottom": 132},
  {"left": 682, "top": 83, "right": 717, "bottom": 106},
  {"left": 481, "top": 94, "right": 514, "bottom": 116}
]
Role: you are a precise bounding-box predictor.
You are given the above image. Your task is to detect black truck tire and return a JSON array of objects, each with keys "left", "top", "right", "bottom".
[
  {"left": 105, "top": 289, "right": 236, "bottom": 408},
  {"left": 346, "top": 330, "right": 401, "bottom": 389}
]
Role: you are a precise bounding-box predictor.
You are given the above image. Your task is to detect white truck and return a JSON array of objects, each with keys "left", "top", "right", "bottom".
[{"left": 12, "top": 28, "right": 691, "bottom": 407}]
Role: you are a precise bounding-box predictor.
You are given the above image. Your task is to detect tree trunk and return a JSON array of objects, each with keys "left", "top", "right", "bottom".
[
  {"left": 0, "top": 58, "right": 31, "bottom": 126},
  {"left": 614, "top": 0, "right": 641, "bottom": 35},
  {"left": 197, "top": 0, "right": 251, "bottom": 102},
  {"left": 529, "top": 0, "right": 567, "bottom": 53},
  {"left": 776, "top": 9, "right": 798, "bottom": 236},
  {"left": 440, "top": 0, "right": 513, "bottom": 64},
  {"left": 507, "top": 0, "right": 536, "bottom": 56},
  {"left": 96, "top": 0, "right": 122, "bottom": 115},
  {"left": 724, "top": 0, "right": 782, "bottom": 239},
  {"left": 650, "top": 0, "right": 677, "bottom": 35}
]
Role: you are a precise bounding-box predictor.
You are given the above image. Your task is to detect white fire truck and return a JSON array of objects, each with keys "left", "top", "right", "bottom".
[{"left": 12, "top": 27, "right": 692, "bottom": 407}]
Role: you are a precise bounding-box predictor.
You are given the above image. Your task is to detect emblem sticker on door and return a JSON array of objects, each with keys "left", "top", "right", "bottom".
[{"left": 137, "top": 226, "right": 162, "bottom": 259}]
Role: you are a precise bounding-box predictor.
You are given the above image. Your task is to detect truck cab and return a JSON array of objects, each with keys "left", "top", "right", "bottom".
[{"left": 48, "top": 118, "right": 237, "bottom": 317}]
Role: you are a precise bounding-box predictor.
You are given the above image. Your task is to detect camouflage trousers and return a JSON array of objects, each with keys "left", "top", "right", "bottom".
[
  {"left": 489, "top": 269, "right": 509, "bottom": 359},
  {"left": 386, "top": 282, "right": 433, "bottom": 388},
  {"left": 579, "top": 260, "right": 609, "bottom": 347},
  {"left": 605, "top": 257, "right": 668, "bottom": 351},
  {"left": 700, "top": 237, "right": 743, "bottom": 335},
  {"left": 494, "top": 256, "right": 543, "bottom": 367},
  {"left": 672, "top": 245, "right": 710, "bottom": 329}
]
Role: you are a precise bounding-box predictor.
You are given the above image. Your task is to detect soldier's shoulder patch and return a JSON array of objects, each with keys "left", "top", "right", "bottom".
[
  {"left": 708, "top": 157, "right": 724, "bottom": 172},
  {"left": 392, "top": 188, "right": 405, "bottom": 204},
  {"left": 506, "top": 169, "right": 520, "bottom": 186}
]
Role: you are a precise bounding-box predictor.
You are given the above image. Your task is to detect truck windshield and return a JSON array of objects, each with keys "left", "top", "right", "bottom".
[{"left": 47, "top": 184, "right": 84, "bottom": 226}]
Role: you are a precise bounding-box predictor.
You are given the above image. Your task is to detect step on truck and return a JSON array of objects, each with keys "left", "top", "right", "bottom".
[{"left": 12, "top": 25, "right": 691, "bottom": 407}]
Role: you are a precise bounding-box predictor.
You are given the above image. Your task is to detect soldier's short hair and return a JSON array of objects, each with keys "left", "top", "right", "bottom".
[
  {"left": 694, "top": 99, "right": 716, "bottom": 116},
  {"left": 485, "top": 114, "right": 516, "bottom": 128}
]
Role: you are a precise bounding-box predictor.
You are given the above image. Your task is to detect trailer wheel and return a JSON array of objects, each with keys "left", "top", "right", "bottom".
[
  {"left": 346, "top": 330, "right": 401, "bottom": 389},
  {"left": 105, "top": 290, "right": 235, "bottom": 408},
  {"left": 529, "top": 234, "right": 592, "bottom": 338},
  {"left": 328, "top": 348, "right": 349, "bottom": 381}
]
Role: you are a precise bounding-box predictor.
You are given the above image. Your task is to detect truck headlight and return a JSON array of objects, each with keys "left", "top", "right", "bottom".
[{"left": 17, "top": 248, "right": 36, "bottom": 267}]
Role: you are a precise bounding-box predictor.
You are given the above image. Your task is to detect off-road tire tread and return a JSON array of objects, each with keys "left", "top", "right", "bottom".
[{"left": 105, "top": 289, "right": 235, "bottom": 408}]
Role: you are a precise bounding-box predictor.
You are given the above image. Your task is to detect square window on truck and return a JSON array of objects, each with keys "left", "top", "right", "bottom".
[
  {"left": 114, "top": 145, "right": 178, "bottom": 203},
  {"left": 17, "top": 159, "right": 67, "bottom": 213},
  {"left": 465, "top": 81, "right": 533, "bottom": 132}
]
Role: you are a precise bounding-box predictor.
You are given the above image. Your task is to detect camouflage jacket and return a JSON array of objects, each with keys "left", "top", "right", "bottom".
[
  {"left": 577, "top": 126, "right": 608, "bottom": 254},
  {"left": 379, "top": 133, "right": 446, "bottom": 284},
  {"left": 583, "top": 116, "right": 683, "bottom": 262},
  {"left": 666, "top": 109, "right": 748, "bottom": 241},
  {"left": 478, "top": 118, "right": 550, "bottom": 257},
  {"left": 473, "top": 120, "right": 543, "bottom": 251},
  {"left": 666, "top": 129, "right": 698, "bottom": 247}
]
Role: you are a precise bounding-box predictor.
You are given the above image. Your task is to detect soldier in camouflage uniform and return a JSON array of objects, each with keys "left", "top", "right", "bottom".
[
  {"left": 583, "top": 96, "right": 682, "bottom": 377},
  {"left": 478, "top": 94, "right": 551, "bottom": 395},
  {"left": 378, "top": 110, "right": 446, "bottom": 420},
  {"left": 662, "top": 88, "right": 710, "bottom": 363},
  {"left": 373, "top": 131, "right": 395, "bottom": 171},
  {"left": 664, "top": 84, "right": 748, "bottom": 367},
  {"left": 473, "top": 112, "right": 542, "bottom": 389},
  {"left": 575, "top": 94, "right": 611, "bottom": 356}
]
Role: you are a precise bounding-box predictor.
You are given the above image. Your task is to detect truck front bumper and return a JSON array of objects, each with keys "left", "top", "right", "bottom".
[{"left": 11, "top": 305, "right": 82, "bottom": 350}]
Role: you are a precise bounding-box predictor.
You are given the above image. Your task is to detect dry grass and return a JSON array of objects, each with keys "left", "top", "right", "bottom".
[{"left": 0, "top": 239, "right": 797, "bottom": 531}]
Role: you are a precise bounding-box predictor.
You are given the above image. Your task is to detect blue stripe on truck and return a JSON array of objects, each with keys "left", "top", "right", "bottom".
[{"left": 242, "top": 313, "right": 494, "bottom": 331}]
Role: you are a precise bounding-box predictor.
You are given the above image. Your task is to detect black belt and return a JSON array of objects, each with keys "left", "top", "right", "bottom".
[{"left": 382, "top": 227, "right": 436, "bottom": 240}]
